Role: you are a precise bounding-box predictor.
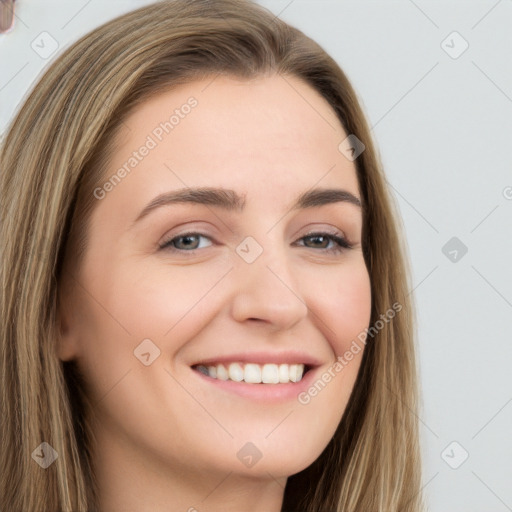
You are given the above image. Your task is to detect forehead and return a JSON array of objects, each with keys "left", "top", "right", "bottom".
[{"left": 100, "top": 74, "right": 361, "bottom": 217}]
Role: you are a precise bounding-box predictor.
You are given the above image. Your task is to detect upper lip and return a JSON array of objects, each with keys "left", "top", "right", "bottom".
[{"left": 190, "top": 351, "right": 323, "bottom": 368}]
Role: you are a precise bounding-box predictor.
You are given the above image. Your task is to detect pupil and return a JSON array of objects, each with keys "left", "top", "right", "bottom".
[
  {"left": 180, "top": 235, "right": 197, "bottom": 248},
  {"left": 311, "top": 235, "right": 326, "bottom": 247}
]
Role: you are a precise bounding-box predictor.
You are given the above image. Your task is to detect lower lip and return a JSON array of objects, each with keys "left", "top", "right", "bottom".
[{"left": 191, "top": 366, "right": 319, "bottom": 402}]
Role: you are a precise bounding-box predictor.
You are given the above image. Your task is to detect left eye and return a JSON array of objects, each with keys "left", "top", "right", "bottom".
[
  {"left": 295, "top": 232, "right": 352, "bottom": 253},
  {"left": 160, "top": 232, "right": 351, "bottom": 254}
]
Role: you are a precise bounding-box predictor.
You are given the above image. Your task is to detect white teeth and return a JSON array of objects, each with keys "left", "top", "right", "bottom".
[
  {"left": 196, "top": 362, "right": 306, "bottom": 384},
  {"left": 244, "top": 363, "right": 262, "bottom": 383},
  {"left": 228, "top": 362, "right": 244, "bottom": 382},
  {"left": 289, "top": 364, "right": 303, "bottom": 382},
  {"left": 278, "top": 363, "right": 289, "bottom": 383},
  {"left": 261, "top": 364, "right": 279, "bottom": 384},
  {"left": 216, "top": 364, "right": 229, "bottom": 381}
]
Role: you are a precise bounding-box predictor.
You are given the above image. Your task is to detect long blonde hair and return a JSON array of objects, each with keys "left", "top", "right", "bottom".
[{"left": 0, "top": 1, "right": 423, "bottom": 510}]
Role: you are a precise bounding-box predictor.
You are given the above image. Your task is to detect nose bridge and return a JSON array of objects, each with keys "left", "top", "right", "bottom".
[{"left": 230, "top": 232, "right": 309, "bottom": 328}]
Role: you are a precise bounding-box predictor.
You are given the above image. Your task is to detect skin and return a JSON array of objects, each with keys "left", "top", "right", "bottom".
[{"left": 58, "top": 74, "right": 372, "bottom": 512}]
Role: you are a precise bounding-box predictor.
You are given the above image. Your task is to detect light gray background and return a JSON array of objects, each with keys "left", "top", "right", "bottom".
[{"left": 1, "top": 1, "right": 511, "bottom": 510}]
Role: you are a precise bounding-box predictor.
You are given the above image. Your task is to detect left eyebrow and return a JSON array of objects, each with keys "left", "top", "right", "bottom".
[{"left": 132, "top": 186, "right": 362, "bottom": 225}]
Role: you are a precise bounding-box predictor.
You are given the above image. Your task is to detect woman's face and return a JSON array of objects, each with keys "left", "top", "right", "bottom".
[{"left": 59, "top": 74, "right": 371, "bottom": 482}]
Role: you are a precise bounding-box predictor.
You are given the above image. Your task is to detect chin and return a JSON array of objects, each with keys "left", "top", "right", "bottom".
[{"left": 209, "top": 428, "right": 334, "bottom": 479}]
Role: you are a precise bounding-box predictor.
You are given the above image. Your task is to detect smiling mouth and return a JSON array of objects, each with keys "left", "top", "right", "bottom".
[{"left": 192, "top": 362, "right": 311, "bottom": 384}]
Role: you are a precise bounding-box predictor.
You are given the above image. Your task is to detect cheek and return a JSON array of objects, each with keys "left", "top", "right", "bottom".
[
  {"left": 72, "top": 264, "right": 218, "bottom": 372},
  {"left": 80, "top": 250, "right": 230, "bottom": 338},
  {"left": 289, "top": 259, "right": 371, "bottom": 439},
  {"left": 116, "top": 258, "right": 233, "bottom": 339},
  {"left": 334, "top": 264, "right": 372, "bottom": 350},
  {"left": 303, "top": 256, "right": 372, "bottom": 355}
]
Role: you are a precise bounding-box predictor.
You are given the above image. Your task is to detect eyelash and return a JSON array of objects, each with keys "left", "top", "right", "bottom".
[{"left": 159, "top": 230, "right": 352, "bottom": 255}]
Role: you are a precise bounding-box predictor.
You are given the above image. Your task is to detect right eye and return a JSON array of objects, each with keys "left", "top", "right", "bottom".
[{"left": 159, "top": 232, "right": 214, "bottom": 252}]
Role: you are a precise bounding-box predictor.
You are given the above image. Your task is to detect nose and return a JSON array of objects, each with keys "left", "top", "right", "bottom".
[{"left": 229, "top": 238, "right": 309, "bottom": 330}]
